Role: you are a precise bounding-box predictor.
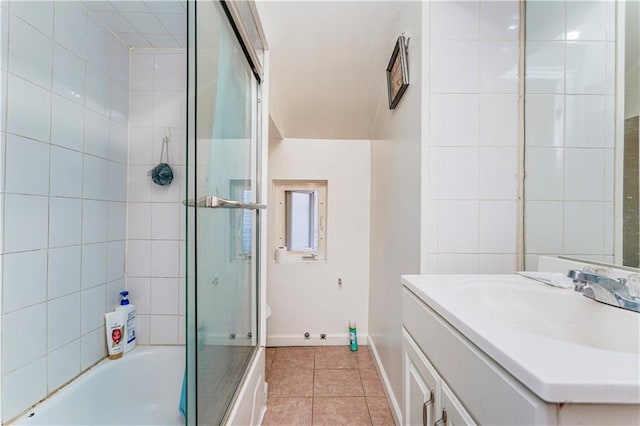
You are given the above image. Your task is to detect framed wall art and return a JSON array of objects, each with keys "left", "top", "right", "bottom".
[{"left": 386, "top": 35, "right": 409, "bottom": 110}]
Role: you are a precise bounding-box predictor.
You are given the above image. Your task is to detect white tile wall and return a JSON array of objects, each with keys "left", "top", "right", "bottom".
[
  {"left": 9, "top": 2, "right": 54, "bottom": 37},
  {"left": 565, "top": 95, "right": 614, "bottom": 148},
  {"left": 47, "top": 340, "right": 81, "bottom": 392},
  {"left": 525, "top": 95, "right": 564, "bottom": 147},
  {"left": 1, "top": 303, "right": 47, "bottom": 374},
  {"left": 526, "top": 149, "right": 563, "bottom": 202},
  {"left": 526, "top": 201, "right": 564, "bottom": 254},
  {"left": 564, "top": 201, "right": 606, "bottom": 254},
  {"left": 524, "top": 0, "right": 615, "bottom": 268},
  {"left": 0, "top": 2, "right": 130, "bottom": 421},
  {"left": 127, "top": 49, "right": 185, "bottom": 347},
  {"left": 427, "top": 0, "right": 520, "bottom": 273},
  {"left": 48, "top": 246, "right": 82, "bottom": 299},
  {"left": 8, "top": 16, "right": 53, "bottom": 90},
  {"left": 479, "top": 41, "right": 519, "bottom": 93},
  {"left": 51, "top": 95, "right": 85, "bottom": 151},
  {"left": 7, "top": 74, "right": 52, "bottom": 141},
  {"left": 525, "top": 41, "right": 565, "bottom": 94},
  {"left": 478, "top": 147, "right": 518, "bottom": 199},
  {"left": 5, "top": 134, "right": 50, "bottom": 196},
  {"left": 2, "top": 250, "right": 47, "bottom": 314},
  {"left": 1, "top": 358, "right": 47, "bottom": 421},
  {"left": 479, "top": 94, "right": 518, "bottom": 147},
  {"left": 47, "top": 293, "right": 81, "bottom": 351}
]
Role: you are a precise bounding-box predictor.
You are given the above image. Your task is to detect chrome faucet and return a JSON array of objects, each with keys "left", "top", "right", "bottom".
[{"left": 567, "top": 270, "right": 640, "bottom": 313}]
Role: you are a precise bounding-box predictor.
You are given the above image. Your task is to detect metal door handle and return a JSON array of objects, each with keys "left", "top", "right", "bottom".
[
  {"left": 183, "top": 196, "right": 266, "bottom": 210},
  {"left": 435, "top": 408, "right": 447, "bottom": 426},
  {"left": 422, "top": 390, "right": 434, "bottom": 426}
]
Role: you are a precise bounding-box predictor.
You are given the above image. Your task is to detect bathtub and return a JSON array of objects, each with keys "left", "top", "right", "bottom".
[{"left": 14, "top": 346, "right": 185, "bottom": 425}]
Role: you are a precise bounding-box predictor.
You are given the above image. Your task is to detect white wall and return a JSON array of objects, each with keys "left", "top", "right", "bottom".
[
  {"left": 267, "top": 138, "right": 371, "bottom": 346},
  {"left": 126, "top": 48, "right": 186, "bottom": 346},
  {"left": 369, "top": 2, "right": 424, "bottom": 422},
  {"left": 0, "top": 2, "right": 129, "bottom": 421},
  {"left": 524, "top": 1, "right": 616, "bottom": 268}
]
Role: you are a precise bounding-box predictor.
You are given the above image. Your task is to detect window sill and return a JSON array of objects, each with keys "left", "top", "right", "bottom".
[{"left": 274, "top": 256, "right": 327, "bottom": 264}]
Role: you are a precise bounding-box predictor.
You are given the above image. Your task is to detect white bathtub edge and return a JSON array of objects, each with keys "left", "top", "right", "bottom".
[
  {"left": 224, "top": 347, "right": 266, "bottom": 426},
  {"left": 10, "top": 345, "right": 185, "bottom": 426}
]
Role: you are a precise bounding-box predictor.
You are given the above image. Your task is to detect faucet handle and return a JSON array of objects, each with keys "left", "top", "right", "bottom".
[
  {"left": 627, "top": 274, "right": 640, "bottom": 298},
  {"left": 567, "top": 269, "right": 587, "bottom": 292}
]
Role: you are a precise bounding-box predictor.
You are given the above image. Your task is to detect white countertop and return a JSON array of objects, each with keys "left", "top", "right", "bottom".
[{"left": 401, "top": 274, "right": 640, "bottom": 404}]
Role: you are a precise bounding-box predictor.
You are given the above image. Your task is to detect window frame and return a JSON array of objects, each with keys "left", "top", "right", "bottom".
[{"left": 274, "top": 180, "right": 327, "bottom": 262}]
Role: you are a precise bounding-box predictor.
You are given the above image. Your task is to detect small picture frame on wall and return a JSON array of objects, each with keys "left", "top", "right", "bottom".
[{"left": 386, "top": 35, "right": 409, "bottom": 110}]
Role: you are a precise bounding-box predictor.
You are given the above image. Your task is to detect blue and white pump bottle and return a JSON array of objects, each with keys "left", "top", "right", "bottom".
[{"left": 116, "top": 291, "right": 137, "bottom": 353}]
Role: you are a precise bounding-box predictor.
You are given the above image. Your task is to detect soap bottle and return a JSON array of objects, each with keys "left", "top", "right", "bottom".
[
  {"left": 116, "top": 291, "right": 137, "bottom": 353},
  {"left": 349, "top": 320, "right": 358, "bottom": 351}
]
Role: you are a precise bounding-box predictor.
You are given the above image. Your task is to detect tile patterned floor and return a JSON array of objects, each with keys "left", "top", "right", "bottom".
[{"left": 262, "top": 346, "right": 395, "bottom": 426}]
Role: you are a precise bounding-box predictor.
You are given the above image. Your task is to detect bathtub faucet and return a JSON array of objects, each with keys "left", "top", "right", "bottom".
[{"left": 567, "top": 269, "right": 640, "bottom": 313}]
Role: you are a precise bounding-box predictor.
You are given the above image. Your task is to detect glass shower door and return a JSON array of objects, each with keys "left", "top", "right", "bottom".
[{"left": 186, "top": 1, "right": 260, "bottom": 424}]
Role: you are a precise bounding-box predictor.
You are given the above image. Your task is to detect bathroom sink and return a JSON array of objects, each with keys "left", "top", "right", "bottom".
[
  {"left": 401, "top": 274, "right": 640, "bottom": 403},
  {"left": 452, "top": 277, "right": 640, "bottom": 354}
]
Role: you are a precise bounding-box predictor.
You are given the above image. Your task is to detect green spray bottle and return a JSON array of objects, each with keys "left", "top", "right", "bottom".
[{"left": 349, "top": 320, "right": 358, "bottom": 351}]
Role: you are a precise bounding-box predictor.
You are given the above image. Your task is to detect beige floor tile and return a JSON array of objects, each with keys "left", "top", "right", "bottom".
[
  {"left": 266, "top": 347, "right": 276, "bottom": 380},
  {"left": 315, "top": 346, "right": 358, "bottom": 369},
  {"left": 272, "top": 347, "right": 315, "bottom": 370},
  {"left": 262, "top": 397, "right": 313, "bottom": 425},
  {"left": 360, "top": 368, "right": 385, "bottom": 397},
  {"left": 356, "top": 349, "right": 377, "bottom": 370},
  {"left": 266, "top": 347, "right": 276, "bottom": 368},
  {"left": 268, "top": 368, "right": 314, "bottom": 397},
  {"left": 313, "top": 397, "right": 372, "bottom": 425},
  {"left": 314, "top": 369, "right": 364, "bottom": 397},
  {"left": 366, "top": 397, "right": 395, "bottom": 425}
]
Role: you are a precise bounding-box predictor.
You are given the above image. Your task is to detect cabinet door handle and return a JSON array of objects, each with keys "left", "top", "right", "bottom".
[
  {"left": 435, "top": 408, "right": 447, "bottom": 426},
  {"left": 422, "top": 390, "right": 435, "bottom": 426}
]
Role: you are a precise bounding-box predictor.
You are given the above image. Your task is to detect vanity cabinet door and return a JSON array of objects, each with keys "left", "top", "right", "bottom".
[
  {"left": 438, "top": 382, "right": 477, "bottom": 426},
  {"left": 403, "top": 329, "right": 440, "bottom": 426}
]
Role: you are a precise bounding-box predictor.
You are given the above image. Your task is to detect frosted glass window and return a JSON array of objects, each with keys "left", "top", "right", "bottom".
[
  {"left": 286, "top": 190, "right": 318, "bottom": 251},
  {"left": 274, "top": 180, "right": 327, "bottom": 261}
]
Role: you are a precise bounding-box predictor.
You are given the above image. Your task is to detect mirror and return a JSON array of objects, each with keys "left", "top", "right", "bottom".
[
  {"left": 623, "top": 1, "right": 640, "bottom": 267},
  {"left": 524, "top": 0, "right": 639, "bottom": 269}
]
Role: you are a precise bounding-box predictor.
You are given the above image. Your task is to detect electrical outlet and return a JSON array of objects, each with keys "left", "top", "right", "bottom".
[{"left": 320, "top": 333, "right": 327, "bottom": 340}]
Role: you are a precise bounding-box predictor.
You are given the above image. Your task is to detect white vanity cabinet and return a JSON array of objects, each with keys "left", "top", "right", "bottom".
[
  {"left": 441, "top": 382, "right": 477, "bottom": 426},
  {"left": 402, "top": 286, "right": 556, "bottom": 425},
  {"left": 401, "top": 276, "right": 640, "bottom": 426},
  {"left": 403, "top": 328, "right": 476, "bottom": 426}
]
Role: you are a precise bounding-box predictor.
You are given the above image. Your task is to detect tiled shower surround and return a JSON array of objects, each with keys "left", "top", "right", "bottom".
[
  {"left": 0, "top": 3, "right": 186, "bottom": 421},
  {"left": 425, "top": 0, "right": 520, "bottom": 273},
  {"left": 126, "top": 48, "right": 186, "bottom": 346},
  {"left": 0, "top": 2, "right": 129, "bottom": 420}
]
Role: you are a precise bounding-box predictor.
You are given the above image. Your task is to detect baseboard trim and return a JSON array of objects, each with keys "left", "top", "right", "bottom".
[
  {"left": 266, "top": 333, "right": 369, "bottom": 347},
  {"left": 368, "top": 335, "right": 403, "bottom": 426}
]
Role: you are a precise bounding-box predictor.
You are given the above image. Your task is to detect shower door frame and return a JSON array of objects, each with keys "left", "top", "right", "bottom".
[{"left": 185, "top": 1, "right": 269, "bottom": 424}]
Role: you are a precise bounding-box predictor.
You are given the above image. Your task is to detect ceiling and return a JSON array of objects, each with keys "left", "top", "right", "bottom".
[
  {"left": 255, "top": 1, "right": 403, "bottom": 140},
  {"left": 84, "top": 1, "right": 402, "bottom": 140},
  {"left": 82, "top": 1, "right": 186, "bottom": 48}
]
